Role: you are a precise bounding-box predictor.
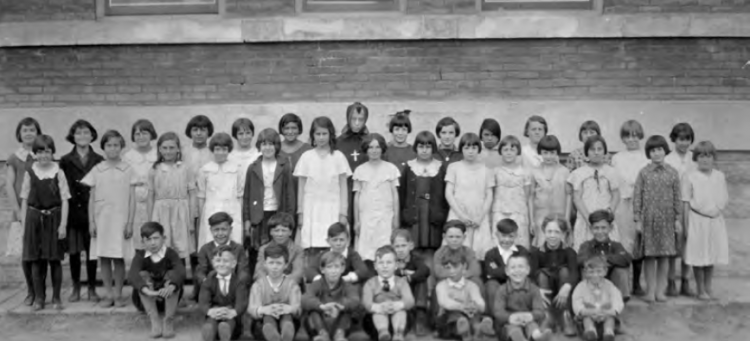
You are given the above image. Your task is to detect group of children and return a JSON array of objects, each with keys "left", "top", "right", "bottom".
[{"left": 4, "top": 103, "right": 730, "bottom": 341}]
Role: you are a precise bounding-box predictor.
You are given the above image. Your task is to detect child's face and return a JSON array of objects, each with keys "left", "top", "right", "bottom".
[
  {"left": 327, "top": 233, "right": 349, "bottom": 253},
  {"left": 133, "top": 129, "right": 153, "bottom": 149},
  {"left": 587, "top": 141, "right": 606, "bottom": 165},
  {"left": 675, "top": 137, "right": 692, "bottom": 154},
  {"left": 496, "top": 231, "right": 517, "bottom": 250},
  {"left": 444, "top": 262, "right": 466, "bottom": 282},
  {"left": 500, "top": 144, "right": 518, "bottom": 164},
  {"left": 527, "top": 122, "right": 546, "bottom": 144},
  {"left": 392, "top": 236, "right": 413, "bottom": 260},
  {"left": 444, "top": 227, "right": 465, "bottom": 250},
  {"left": 103, "top": 138, "right": 123, "bottom": 160},
  {"left": 543, "top": 222, "right": 564, "bottom": 248},
  {"left": 313, "top": 126, "right": 330, "bottom": 149},
  {"left": 35, "top": 149, "right": 54, "bottom": 166},
  {"left": 349, "top": 112, "right": 366, "bottom": 133},
  {"left": 506, "top": 257, "right": 530, "bottom": 283},
  {"left": 649, "top": 146, "right": 666, "bottom": 164},
  {"left": 159, "top": 139, "right": 179, "bottom": 162},
  {"left": 74, "top": 127, "right": 93, "bottom": 148},
  {"left": 321, "top": 261, "right": 345, "bottom": 283},
  {"left": 143, "top": 232, "right": 165, "bottom": 254},
  {"left": 281, "top": 122, "right": 300, "bottom": 143},
  {"left": 540, "top": 149, "right": 559, "bottom": 165},
  {"left": 462, "top": 145, "right": 479, "bottom": 162},
  {"left": 270, "top": 225, "right": 292, "bottom": 245},
  {"left": 585, "top": 266, "right": 607, "bottom": 285},
  {"left": 591, "top": 220, "right": 612, "bottom": 242},
  {"left": 20, "top": 124, "right": 38, "bottom": 146},
  {"left": 213, "top": 146, "right": 230, "bottom": 164},
  {"left": 210, "top": 222, "right": 231, "bottom": 245},
  {"left": 236, "top": 127, "right": 254, "bottom": 149},
  {"left": 580, "top": 129, "right": 598, "bottom": 144},
  {"left": 264, "top": 256, "right": 287, "bottom": 277},
  {"left": 392, "top": 126, "right": 409, "bottom": 144},
  {"left": 696, "top": 154, "right": 714, "bottom": 172},
  {"left": 212, "top": 251, "right": 237, "bottom": 277},
  {"left": 366, "top": 140, "right": 383, "bottom": 161},
  {"left": 438, "top": 124, "right": 457, "bottom": 147},
  {"left": 481, "top": 130, "right": 499, "bottom": 150},
  {"left": 259, "top": 141, "right": 276, "bottom": 159},
  {"left": 622, "top": 134, "right": 640, "bottom": 151},
  {"left": 416, "top": 143, "right": 433, "bottom": 161},
  {"left": 375, "top": 252, "right": 397, "bottom": 278},
  {"left": 191, "top": 127, "right": 209, "bottom": 145}
]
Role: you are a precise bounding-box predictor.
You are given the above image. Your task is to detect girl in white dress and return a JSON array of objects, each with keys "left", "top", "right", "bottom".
[
  {"left": 294, "top": 116, "right": 352, "bottom": 250},
  {"left": 445, "top": 133, "right": 495, "bottom": 259},
  {"left": 521, "top": 115, "right": 547, "bottom": 170},
  {"left": 492, "top": 135, "right": 532, "bottom": 248},
  {"left": 122, "top": 119, "right": 158, "bottom": 258},
  {"left": 228, "top": 118, "right": 260, "bottom": 176},
  {"left": 529, "top": 135, "right": 571, "bottom": 247},
  {"left": 196, "top": 133, "right": 243, "bottom": 247},
  {"left": 353, "top": 133, "right": 400, "bottom": 260},
  {"left": 682, "top": 141, "right": 729, "bottom": 301}
]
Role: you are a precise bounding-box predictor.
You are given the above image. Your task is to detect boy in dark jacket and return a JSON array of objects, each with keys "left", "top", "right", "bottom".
[
  {"left": 305, "top": 223, "right": 371, "bottom": 285},
  {"left": 391, "top": 230, "right": 431, "bottom": 336},
  {"left": 199, "top": 245, "right": 251, "bottom": 341},
  {"left": 195, "top": 212, "right": 250, "bottom": 288},
  {"left": 484, "top": 219, "right": 530, "bottom": 320}
]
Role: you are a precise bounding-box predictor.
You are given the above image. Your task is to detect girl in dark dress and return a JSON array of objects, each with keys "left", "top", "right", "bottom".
[
  {"left": 21, "top": 135, "right": 71, "bottom": 311},
  {"left": 336, "top": 103, "right": 370, "bottom": 243},
  {"left": 59, "top": 120, "right": 104, "bottom": 303}
]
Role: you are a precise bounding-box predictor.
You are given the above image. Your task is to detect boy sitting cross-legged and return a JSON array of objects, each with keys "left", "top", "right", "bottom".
[
  {"left": 363, "top": 245, "right": 415, "bottom": 341},
  {"left": 572, "top": 255, "right": 624, "bottom": 341},
  {"left": 196, "top": 212, "right": 250, "bottom": 289},
  {"left": 305, "top": 222, "right": 371, "bottom": 285},
  {"left": 302, "top": 251, "right": 361, "bottom": 341},
  {"left": 391, "top": 229, "right": 431, "bottom": 336},
  {"left": 247, "top": 244, "right": 302, "bottom": 341},
  {"left": 254, "top": 212, "right": 305, "bottom": 284},
  {"left": 435, "top": 248, "right": 489, "bottom": 341},
  {"left": 199, "top": 245, "right": 251, "bottom": 341},
  {"left": 128, "top": 222, "right": 186, "bottom": 339},
  {"left": 493, "top": 254, "right": 551, "bottom": 341}
]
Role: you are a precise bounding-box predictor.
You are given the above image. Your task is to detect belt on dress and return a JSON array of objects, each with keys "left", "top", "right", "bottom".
[{"left": 28, "top": 206, "right": 61, "bottom": 215}]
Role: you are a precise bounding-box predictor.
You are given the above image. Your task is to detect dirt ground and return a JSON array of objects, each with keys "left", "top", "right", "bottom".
[{"left": 1, "top": 302, "right": 750, "bottom": 341}]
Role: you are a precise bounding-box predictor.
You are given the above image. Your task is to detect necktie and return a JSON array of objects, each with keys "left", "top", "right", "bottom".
[
  {"left": 221, "top": 277, "right": 229, "bottom": 295},
  {"left": 382, "top": 279, "right": 391, "bottom": 292}
]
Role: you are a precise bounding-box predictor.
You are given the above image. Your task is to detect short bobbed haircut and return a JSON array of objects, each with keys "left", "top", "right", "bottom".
[
  {"left": 578, "top": 120, "right": 601, "bottom": 142},
  {"left": 256, "top": 128, "right": 281, "bottom": 156},
  {"left": 185, "top": 115, "right": 214, "bottom": 138},
  {"left": 32, "top": 135, "right": 56, "bottom": 155},
  {"left": 264, "top": 244, "right": 289, "bottom": 263},
  {"left": 498, "top": 135, "right": 522, "bottom": 156},
  {"left": 361, "top": 133, "right": 388, "bottom": 154},
  {"left": 620, "top": 120, "right": 645, "bottom": 140},
  {"left": 583, "top": 135, "right": 608, "bottom": 157},
  {"left": 479, "top": 118, "right": 501, "bottom": 140},
  {"left": 496, "top": 218, "right": 519, "bottom": 234},
  {"left": 588, "top": 209, "right": 614, "bottom": 226},
  {"left": 541, "top": 213, "right": 570, "bottom": 234},
  {"left": 140, "top": 222, "right": 165, "bottom": 239},
  {"left": 692, "top": 141, "right": 717, "bottom": 162},
  {"left": 443, "top": 220, "right": 466, "bottom": 234},
  {"left": 309, "top": 116, "right": 337, "bottom": 152},
  {"left": 327, "top": 222, "right": 349, "bottom": 238},
  {"left": 208, "top": 211, "right": 233, "bottom": 227},
  {"left": 644, "top": 135, "right": 671, "bottom": 159},
  {"left": 268, "top": 212, "right": 296, "bottom": 232},
  {"left": 279, "top": 113, "right": 304, "bottom": 134},
  {"left": 524, "top": 115, "right": 548, "bottom": 138},
  {"left": 131, "top": 119, "right": 157, "bottom": 142},
  {"left": 209, "top": 132, "right": 234, "bottom": 153},
  {"left": 537, "top": 135, "right": 561, "bottom": 155},
  {"left": 458, "top": 132, "right": 482, "bottom": 153},
  {"left": 412, "top": 131, "right": 438, "bottom": 154},
  {"left": 435, "top": 117, "right": 461, "bottom": 137},
  {"left": 232, "top": 118, "right": 255, "bottom": 139},
  {"left": 669, "top": 122, "right": 695, "bottom": 143},
  {"left": 100, "top": 130, "right": 126, "bottom": 150},
  {"left": 389, "top": 110, "right": 412, "bottom": 133},
  {"left": 16, "top": 117, "right": 41, "bottom": 143},
  {"left": 66, "top": 119, "right": 98, "bottom": 144},
  {"left": 440, "top": 248, "right": 467, "bottom": 267},
  {"left": 319, "top": 251, "right": 346, "bottom": 269}
]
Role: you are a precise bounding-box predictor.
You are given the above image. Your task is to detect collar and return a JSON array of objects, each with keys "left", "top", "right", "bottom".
[
  {"left": 203, "top": 160, "right": 239, "bottom": 174},
  {"left": 540, "top": 242, "right": 563, "bottom": 253},
  {"left": 32, "top": 162, "right": 60, "bottom": 180},
  {"left": 145, "top": 245, "right": 167, "bottom": 259},
  {"left": 593, "top": 239, "right": 612, "bottom": 248},
  {"left": 158, "top": 161, "right": 184, "bottom": 172},
  {"left": 499, "top": 165, "right": 524, "bottom": 176},
  {"left": 508, "top": 279, "right": 531, "bottom": 293},
  {"left": 97, "top": 160, "right": 130, "bottom": 172},
  {"left": 497, "top": 244, "right": 518, "bottom": 255},
  {"left": 378, "top": 276, "right": 396, "bottom": 288},
  {"left": 218, "top": 273, "right": 232, "bottom": 282},
  {"left": 214, "top": 240, "right": 231, "bottom": 249},
  {"left": 124, "top": 148, "right": 157, "bottom": 163},
  {"left": 340, "top": 248, "right": 348, "bottom": 258},
  {"left": 323, "top": 276, "right": 343, "bottom": 290},
  {"left": 15, "top": 147, "right": 35, "bottom": 161},
  {"left": 439, "top": 145, "right": 456, "bottom": 152},
  {"left": 446, "top": 277, "right": 466, "bottom": 289}
]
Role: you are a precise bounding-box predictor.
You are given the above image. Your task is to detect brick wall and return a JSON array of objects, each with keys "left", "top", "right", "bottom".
[
  {"left": 604, "top": 0, "right": 750, "bottom": 13},
  {"left": 0, "top": 0, "right": 96, "bottom": 22},
  {"left": 1, "top": 38, "right": 750, "bottom": 107}
]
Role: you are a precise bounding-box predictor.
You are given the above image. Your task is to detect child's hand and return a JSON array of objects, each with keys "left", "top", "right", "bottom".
[
  {"left": 554, "top": 284, "right": 572, "bottom": 309},
  {"left": 313, "top": 274, "right": 322, "bottom": 281},
  {"left": 58, "top": 225, "right": 67, "bottom": 239},
  {"left": 339, "top": 214, "right": 348, "bottom": 226},
  {"left": 124, "top": 223, "right": 133, "bottom": 239},
  {"left": 508, "top": 313, "right": 523, "bottom": 326},
  {"left": 539, "top": 288, "right": 552, "bottom": 307},
  {"left": 142, "top": 287, "right": 159, "bottom": 297},
  {"left": 404, "top": 270, "right": 415, "bottom": 277},
  {"left": 224, "top": 309, "right": 238, "bottom": 319},
  {"left": 277, "top": 304, "right": 294, "bottom": 316},
  {"left": 370, "top": 303, "right": 383, "bottom": 314},
  {"left": 159, "top": 284, "right": 176, "bottom": 298}
]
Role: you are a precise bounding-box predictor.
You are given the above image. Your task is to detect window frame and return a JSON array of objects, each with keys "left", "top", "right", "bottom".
[
  {"left": 296, "top": 0, "right": 406, "bottom": 14},
  {"left": 477, "top": 0, "right": 603, "bottom": 12},
  {"left": 96, "top": 0, "right": 225, "bottom": 17}
]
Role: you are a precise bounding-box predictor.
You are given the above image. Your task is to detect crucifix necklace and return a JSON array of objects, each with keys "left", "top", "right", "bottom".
[{"left": 351, "top": 150, "right": 360, "bottom": 162}]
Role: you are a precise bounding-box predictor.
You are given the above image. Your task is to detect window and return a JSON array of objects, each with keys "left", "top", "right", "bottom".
[
  {"left": 296, "top": 0, "right": 405, "bottom": 13},
  {"left": 481, "top": 0, "right": 599, "bottom": 11},
  {"left": 98, "top": 0, "right": 224, "bottom": 16}
]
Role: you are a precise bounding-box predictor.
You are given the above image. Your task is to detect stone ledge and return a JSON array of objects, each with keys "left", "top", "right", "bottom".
[{"left": 2, "top": 12, "right": 750, "bottom": 47}]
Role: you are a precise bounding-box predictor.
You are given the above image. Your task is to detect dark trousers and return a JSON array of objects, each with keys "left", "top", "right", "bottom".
[
  {"left": 538, "top": 268, "right": 572, "bottom": 309},
  {"left": 485, "top": 279, "right": 504, "bottom": 315},
  {"left": 32, "top": 260, "right": 62, "bottom": 304},
  {"left": 436, "top": 311, "right": 481, "bottom": 339},
  {"left": 305, "top": 311, "right": 352, "bottom": 337}
]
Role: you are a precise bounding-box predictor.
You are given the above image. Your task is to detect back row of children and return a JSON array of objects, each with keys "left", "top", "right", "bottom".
[{"left": 6, "top": 103, "right": 729, "bottom": 337}]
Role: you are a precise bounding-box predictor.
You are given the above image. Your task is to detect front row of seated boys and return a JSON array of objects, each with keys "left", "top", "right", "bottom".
[{"left": 129, "top": 209, "right": 630, "bottom": 341}]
